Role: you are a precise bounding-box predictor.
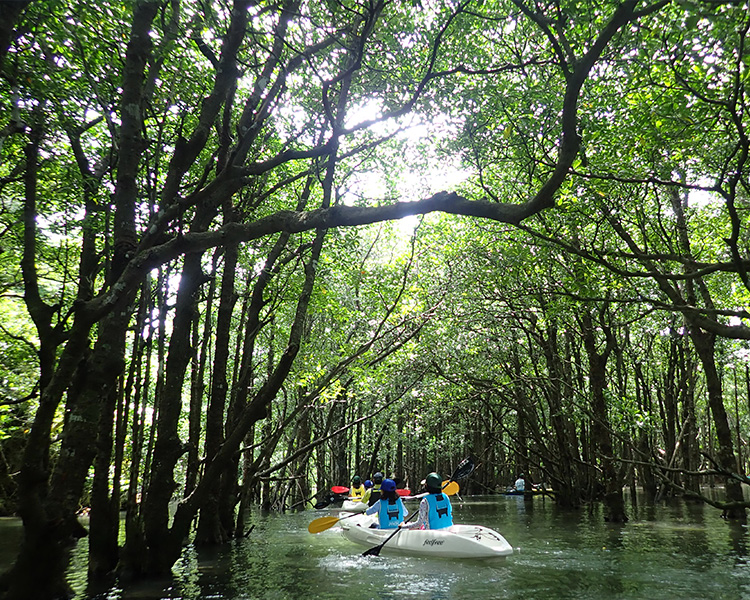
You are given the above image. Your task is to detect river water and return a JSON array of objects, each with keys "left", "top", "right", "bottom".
[{"left": 2, "top": 493, "right": 749, "bottom": 599}]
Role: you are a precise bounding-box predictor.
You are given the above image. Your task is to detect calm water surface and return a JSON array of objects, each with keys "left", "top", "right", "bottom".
[{"left": 2, "top": 494, "right": 750, "bottom": 599}]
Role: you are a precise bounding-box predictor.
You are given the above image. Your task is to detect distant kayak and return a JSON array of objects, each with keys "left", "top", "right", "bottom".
[
  {"left": 503, "top": 487, "right": 553, "bottom": 496},
  {"left": 341, "top": 500, "right": 367, "bottom": 513},
  {"left": 339, "top": 513, "right": 513, "bottom": 559}
]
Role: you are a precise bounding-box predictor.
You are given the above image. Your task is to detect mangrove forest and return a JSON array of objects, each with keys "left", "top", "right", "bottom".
[{"left": 0, "top": 0, "right": 749, "bottom": 598}]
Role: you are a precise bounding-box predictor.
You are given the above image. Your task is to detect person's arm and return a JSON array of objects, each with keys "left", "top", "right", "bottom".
[
  {"left": 365, "top": 500, "right": 380, "bottom": 516},
  {"left": 417, "top": 498, "right": 429, "bottom": 528},
  {"left": 402, "top": 498, "right": 428, "bottom": 529}
]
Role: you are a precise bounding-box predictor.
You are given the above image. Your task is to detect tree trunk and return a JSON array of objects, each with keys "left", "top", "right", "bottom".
[
  {"left": 87, "top": 383, "right": 121, "bottom": 579},
  {"left": 2, "top": 4, "right": 158, "bottom": 592},
  {"left": 691, "top": 329, "right": 745, "bottom": 519},
  {"left": 140, "top": 250, "right": 209, "bottom": 575},
  {"left": 677, "top": 334, "right": 701, "bottom": 495},
  {"left": 195, "top": 245, "right": 238, "bottom": 544},
  {"left": 540, "top": 323, "right": 582, "bottom": 508},
  {"left": 0, "top": 0, "right": 32, "bottom": 71},
  {"left": 633, "top": 360, "right": 658, "bottom": 500},
  {"left": 581, "top": 310, "right": 627, "bottom": 523},
  {"left": 122, "top": 223, "right": 327, "bottom": 576}
]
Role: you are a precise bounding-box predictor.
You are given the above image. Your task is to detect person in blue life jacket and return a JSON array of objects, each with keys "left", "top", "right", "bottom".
[
  {"left": 365, "top": 478, "right": 407, "bottom": 529},
  {"left": 402, "top": 472, "right": 453, "bottom": 530},
  {"left": 349, "top": 475, "right": 366, "bottom": 502},
  {"left": 367, "top": 472, "right": 384, "bottom": 507}
]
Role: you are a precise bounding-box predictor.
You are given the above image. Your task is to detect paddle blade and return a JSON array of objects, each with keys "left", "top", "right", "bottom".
[
  {"left": 313, "top": 498, "right": 332, "bottom": 509},
  {"left": 450, "top": 457, "right": 475, "bottom": 482},
  {"left": 308, "top": 516, "right": 341, "bottom": 534},
  {"left": 442, "top": 481, "right": 460, "bottom": 496},
  {"left": 396, "top": 489, "right": 411, "bottom": 497},
  {"left": 361, "top": 544, "right": 382, "bottom": 557},
  {"left": 331, "top": 486, "right": 349, "bottom": 495}
]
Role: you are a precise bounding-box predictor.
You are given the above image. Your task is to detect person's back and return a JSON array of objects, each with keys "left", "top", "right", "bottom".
[
  {"left": 407, "top": 472, "right": 453, "bottom": 530},
  {"left": 367, "top": 472, "right": 384, "bottom": 506},
  {"left": 423, "top": 491, "right": 452, "bottom": 529},
  {"left": 377, "top": 497, "right": 405, "bottom": 529},
  {"left": 514, "top": 474, "right": 525, "bottom": 492},
  {"left": 350, "top": 475, "right": 365, "bottom": 502},
  {"left": 365, "top": 478, "right": 406, "bottom": 529}
]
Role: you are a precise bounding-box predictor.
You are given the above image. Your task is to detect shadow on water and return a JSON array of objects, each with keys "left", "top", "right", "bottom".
[{"left": 2, "top": 491, "right": 750, "bottom": 599}]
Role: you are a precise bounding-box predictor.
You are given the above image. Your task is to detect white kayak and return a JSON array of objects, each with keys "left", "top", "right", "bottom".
[
  {"left": 340, "top": 500, "right": 367, "bottom": 513},
  {"left": 339, "top": 514, "right": 513, "bottom": 559}
]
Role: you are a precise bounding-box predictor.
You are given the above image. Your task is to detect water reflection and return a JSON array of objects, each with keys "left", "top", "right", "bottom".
[{"left": 2, "top": 493, "right": 750, "bottom": 599}]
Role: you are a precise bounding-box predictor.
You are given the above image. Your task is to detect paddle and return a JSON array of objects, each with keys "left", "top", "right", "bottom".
[
  {"left": 402, "top": 480, "right": 459, "bottom": 500},
  {"left": 314, "top": 489, "right": 348, "bottom": 509},
  {"left": 313, "top": 497, "right": 333, "bottom": 509},
  {"left": 333, "top": 485, "right": 410, "bottom": 497},
  {"left": 346, "top": 489, "right": 409, "bottom": 499},
  {"left": 308, "top": 511, "right": 363, "bottom": 534},
  {"left": 361, "top": 457, "right": 475, "bottom": 557}
]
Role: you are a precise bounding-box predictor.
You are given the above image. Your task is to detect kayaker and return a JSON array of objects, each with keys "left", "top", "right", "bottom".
[
  {"left": 514, "top": 473, "right": 526, "bottom": 492},
  {"left": 362, "top": 479, "right": 373, "bottom": 504},
  {"left": 367, "top": 472, "right": 384, "bottom": 506},
  {"left": 402, "top": 472, "right": 453, "bottom": 530},
  {"left": 365, "top": 478, "right": 408, "bottom": 529},
  {"left": 349, "top": 475, "right": 366, "bottom": 502}
]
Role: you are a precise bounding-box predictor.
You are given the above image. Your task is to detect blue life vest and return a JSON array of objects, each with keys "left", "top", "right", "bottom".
[
  {"left": 377, "top": 498, "right": 405, "bottom": 529},
  {"left": 425, "top": 493, "right": 452, "bottom": 529}
]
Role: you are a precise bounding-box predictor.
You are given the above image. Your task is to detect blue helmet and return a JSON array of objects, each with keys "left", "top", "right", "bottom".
[
  {"left": 364, "top": 479, "right": 373, "bottom": 489},
  {"left": 381, "top": 478, "right": 397, "bottom": 493}
]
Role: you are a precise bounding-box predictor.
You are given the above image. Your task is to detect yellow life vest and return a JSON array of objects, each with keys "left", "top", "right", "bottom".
[{"left": 350, "top": 484, "right": 366, "bottom": 501}]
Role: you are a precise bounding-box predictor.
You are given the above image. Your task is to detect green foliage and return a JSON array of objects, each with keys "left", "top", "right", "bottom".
[{"left": 0, "top": 278, "right": 38, "bottom": 400}]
